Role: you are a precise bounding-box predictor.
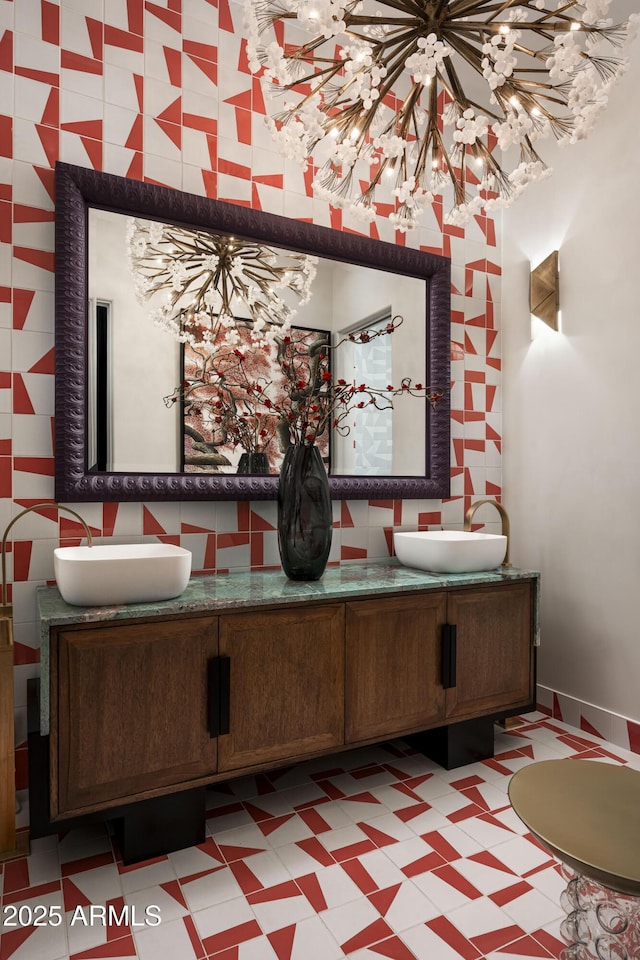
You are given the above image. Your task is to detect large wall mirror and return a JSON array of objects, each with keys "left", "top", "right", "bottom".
[{"left": 55, "top": 162, "right": 451, "bottom": 501}]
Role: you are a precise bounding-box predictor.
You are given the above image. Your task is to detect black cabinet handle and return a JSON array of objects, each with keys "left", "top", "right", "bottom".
[
  {"left": 208, "top": 656, "right": 231, "bottom": 737},
  {"left": 441, "top": 624, "right": 457, "bottom": 689}
]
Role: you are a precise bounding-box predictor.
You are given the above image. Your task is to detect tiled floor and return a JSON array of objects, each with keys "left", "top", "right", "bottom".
[{"left": 2, "top": 712, "right": 640, "bottom": 960}]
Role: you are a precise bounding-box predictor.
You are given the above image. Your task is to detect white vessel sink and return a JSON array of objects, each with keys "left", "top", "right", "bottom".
[
  {"left": 54, "top": 543, "right": 192, "bottom": 606},
  {"left": 393, "top": 530, "right": 507, "bottom": 574}
]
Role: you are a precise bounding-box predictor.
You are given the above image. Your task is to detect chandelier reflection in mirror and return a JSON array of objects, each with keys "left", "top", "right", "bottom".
[
  {"left": 245, "top": 0, "right": 638, "bottom": 229},
  {"left": 127, "top": 218, "right": 318, "bottom": 348}
]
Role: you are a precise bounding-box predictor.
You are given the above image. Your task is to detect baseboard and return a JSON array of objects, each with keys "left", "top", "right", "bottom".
[{"left": 536, "top": 684, "right": 640, "bottom": 757}]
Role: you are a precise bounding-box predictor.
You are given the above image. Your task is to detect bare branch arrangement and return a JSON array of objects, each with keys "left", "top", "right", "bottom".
[{"left": 165, "top": 316, "right": 445, "bottom": 472}]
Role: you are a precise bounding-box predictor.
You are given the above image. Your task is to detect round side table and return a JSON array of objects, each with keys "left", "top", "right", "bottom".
[{"left": 508, "top": 759, "right": 640, "bottom": 960}]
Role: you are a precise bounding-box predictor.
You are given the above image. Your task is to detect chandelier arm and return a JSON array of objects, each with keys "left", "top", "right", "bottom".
[
  {"left": 440, "top": 72, "right": 480, "bottom": 140},
  {"left": 216, "top": 270, "right": 235, "bottom": 316},
  {"left": 360, "top": 65, "right": 425, "bottom": 147},
  {"left": 421, "top": 80, "right": 466, "bottom": 207},
  {"left": 502, "top": 78, "right": 572, "bottom": 109},
  {"left": 433, "top": 0, "right": 452, "bottom": 18},
  {"left": 324, "top": 39, "right": 422, "bottom": 147},
  {"left": 365, "top": 159, "right": 391, "bottom": 196},
  {"left": 482, "top": 0, "right": 535, "bottom": 26},
  {"left": 439, "top": 25, "right": 493, "bottom": 64},
  {"left": 446, "top": 21, "right": 601, "bottom": 36},
  {"left": 241, "top": 260, "right": 285, "bottom": 283},
  {"left": 342, "top": 14, "right": 424, "bottom": 27},
  {"left": 439, "top": 27, "right": 572, "bottom": 118},
  {"left": 403, "top": 131, "right": 430, "bottom": 195},
  {"left": 436, "top": 32, "right": 505, "bottom": 120},
  {"left": 362, "top": 0, "right": 433, "bottom": 19},
  {"left": 405, "top": 105, "right": 432, "bottom": 185},
  {"left": 240, "top": 271, "right": 283, "bottom": 302},
  {"left": 280, "top": 60, "right": 350, "bottom": 108},
  {"left": 518, "top": 135, "right": 545, "bottom": 167},
  {"left": 442, "top": 22, "right": 594, "bottom": 87},
  {"left": 343, "top": 25, "right": 428, "bottom": 68},
  {"left": 393, "top": 82, "right": 423, "bottom": 143},
  {"left": 447, "top": 0, "right": 571, "bottom": 17},
  {"left": 163, "top": 280, "right": 194, "bottom": 311},
  {"left": 370, "top": 32, "right": 424, "bottom": 82},
  {"left": 448, "top": 0, "right": 526, "bottom": 18},
  {"left": 282, "top": 54, "right": 345, "bottom": 70},
  {"left": 537, "top": 0, "right": 581, "bottom": 24},
  {"left": 190, "top": 280, "right": 218, "bottom": 313},
  {"left": 167, "top": 232, "right": 211, "bottom": 256}
]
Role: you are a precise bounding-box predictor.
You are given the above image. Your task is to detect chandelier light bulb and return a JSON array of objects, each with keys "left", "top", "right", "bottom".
[{"left": 245, "top": 0, "right": 638, "bottom": 230}]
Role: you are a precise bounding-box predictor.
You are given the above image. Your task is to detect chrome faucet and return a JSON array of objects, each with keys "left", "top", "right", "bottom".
[{"left": 464, "top": 499, "right": 511, "bottom": 567}]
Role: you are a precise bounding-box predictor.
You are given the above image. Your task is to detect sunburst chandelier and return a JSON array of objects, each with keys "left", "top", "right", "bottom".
[
  {"left": 127, "top": 218, "right": 318, "bottom": 347},
  {"left": 245, "top": 0, "right": 638, "bottom": 230}
]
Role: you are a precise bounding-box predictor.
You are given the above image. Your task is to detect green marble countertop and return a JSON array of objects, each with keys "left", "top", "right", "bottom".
[{"left": 36, "top": 561, "right": 540, "bottom": 734}]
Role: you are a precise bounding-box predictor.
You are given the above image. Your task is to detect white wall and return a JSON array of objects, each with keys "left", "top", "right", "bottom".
[
  {"left": 502, "top": 34, "right": 640, "bottom": 724},
  {"left": 89, "top": 211, "right": 182, "bottom": 472}
]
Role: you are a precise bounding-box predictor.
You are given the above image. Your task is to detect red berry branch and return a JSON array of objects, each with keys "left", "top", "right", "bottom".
[{"left": 165, "top": 315, "right": 445, "bottom": 464}]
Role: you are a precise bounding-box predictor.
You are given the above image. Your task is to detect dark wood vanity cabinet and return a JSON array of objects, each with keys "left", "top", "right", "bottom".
[
  {"left": 46, "top": 578, "right": 536, "bottom": 824},
  {"left": 345, "top": 582, "right": 534, "bottom": 745},
  {"left": 345, "top": 593, "right": 447, "bottom": 743},
  {"left": 444, "top": 582, "right": 533, "bottom": 720},
  {"left": 51, "top": 605, "right": 345, "bottom": 818},
  {"left": 52, "top": 616, "right": 219, "bottom": 818},
  {"left": 218, "top": 604, "right": 344, "bottom": 772}
]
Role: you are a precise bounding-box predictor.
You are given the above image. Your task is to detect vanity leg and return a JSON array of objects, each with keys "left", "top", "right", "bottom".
[
  {"left": 409, "top": 717, "right": 496, "bottom": 770},
  {"left": 27, "top": 678, "right": 55, "bottom": 839},
  {"left": 115, "top": 787, "right": 206, "bottom": 865}
]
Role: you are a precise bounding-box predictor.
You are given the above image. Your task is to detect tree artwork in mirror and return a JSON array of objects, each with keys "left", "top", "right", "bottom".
[{"left": 55, "top": 162, "right": 451, "bottom": 502}]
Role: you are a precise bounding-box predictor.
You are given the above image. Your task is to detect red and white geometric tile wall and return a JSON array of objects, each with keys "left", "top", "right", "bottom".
[{"left": 2, "top": 0, "right": 507, "bottom": 792}]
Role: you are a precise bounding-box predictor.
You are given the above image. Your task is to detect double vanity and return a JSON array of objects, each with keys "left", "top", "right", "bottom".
[{"left": 30, "top": 562, "right": 539, "bottom": 863}]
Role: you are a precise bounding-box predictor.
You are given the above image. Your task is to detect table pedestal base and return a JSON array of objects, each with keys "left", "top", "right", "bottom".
[{"left": 559, "top": 865, "right": 640, "bottom": 960}]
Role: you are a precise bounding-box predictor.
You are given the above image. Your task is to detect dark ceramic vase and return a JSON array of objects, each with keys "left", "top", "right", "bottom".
[
  {"left": 277, "top": 443, "right": 332, "bottom": 581},
  {"left": 237, "top": 451, "right": 270, "bottom": 475}
]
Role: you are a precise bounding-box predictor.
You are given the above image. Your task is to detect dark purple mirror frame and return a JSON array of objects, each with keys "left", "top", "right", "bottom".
[{"left": 55, "top": 161, "right": 450, "bottom": 502}]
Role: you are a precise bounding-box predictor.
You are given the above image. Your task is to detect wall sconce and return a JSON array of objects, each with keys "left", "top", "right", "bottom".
[{"left": 530, "top": 251, "right": 560, "bottom": 331}]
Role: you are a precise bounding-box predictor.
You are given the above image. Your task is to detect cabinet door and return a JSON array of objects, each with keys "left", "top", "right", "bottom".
[
  {"left": 218, "top": 604, "right": 344, "bottom": 772},
  {"left": 444, "top": 582, "right": 534, "bottom": 720},
  {"left": 53, "top": 617, "right": 219, "bottom": 817},
  {"left": 345, "top": 593, "right": 447, "bottom": 743}
]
